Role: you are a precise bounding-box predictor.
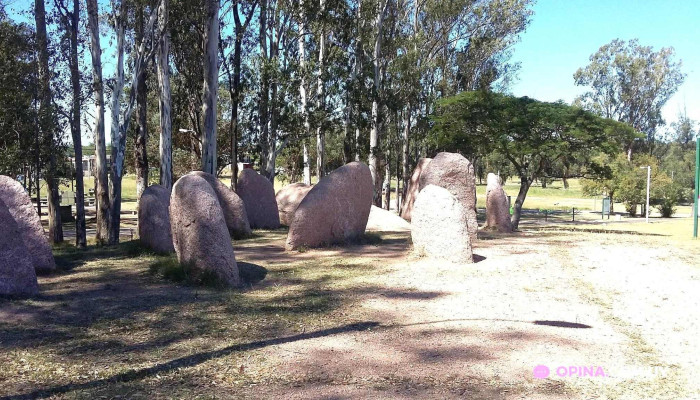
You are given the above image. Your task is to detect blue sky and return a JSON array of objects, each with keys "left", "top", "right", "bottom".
[{"left": 509, "top": 0, "right": 700, "bottom": 128}]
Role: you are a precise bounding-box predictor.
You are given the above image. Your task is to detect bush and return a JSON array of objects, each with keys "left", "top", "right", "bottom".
[{"left": 653, "top": 179, "right": 683, "bottom": 218}]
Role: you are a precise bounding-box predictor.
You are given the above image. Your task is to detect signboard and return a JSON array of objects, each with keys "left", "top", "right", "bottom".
[{"left": 602, "top": 197, "right": 610, "bottom": 219}]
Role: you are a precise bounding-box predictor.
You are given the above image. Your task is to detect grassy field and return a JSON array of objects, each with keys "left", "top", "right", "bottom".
[{"left": 0, "top": 230, "right": 398, "bottom": 398}]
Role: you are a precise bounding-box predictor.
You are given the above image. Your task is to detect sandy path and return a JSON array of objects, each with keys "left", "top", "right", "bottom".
[{"left": 242, "top": 230, "right": 699, "bottom": 399}]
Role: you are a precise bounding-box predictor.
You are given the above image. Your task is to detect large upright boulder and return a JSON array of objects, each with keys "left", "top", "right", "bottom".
[
  {"left": 399, "top": 158, "right": 431, "bottom": 222},
  {"left": 189, "top": 171, "right": 251, "bottom": 238},
  {"left": 237, "top": 169, "right": 280, "bottom": 229},
  {"left": 0, "top": 175, "right": 55, "bottom": 272},
  {"left": 138, "top": 185, "right": 175, "bottom": 254},
  {"left": 276, "top": 183, "right": 313, "bottom": 226},
  {"left": 418, "top": 152, "right": 477, "bottom": 241},
  {"left": 170, "top": 175, "right": 240, "bottom": 287},
  {"left": 485, "top": 173, "right": 512, "bottom": 233},
  {"left": 287, "top": 162, "right": 373, "bottom": 250},
  {"left": 411, "top": 185, "right": 473, "bottom": 263},
  {"left": 0, "top": 199, "right": 39, "bottom": 296}
]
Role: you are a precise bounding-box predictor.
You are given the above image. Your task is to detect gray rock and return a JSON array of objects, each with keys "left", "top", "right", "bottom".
[
  {"left": 170, "top": 175, "right": 240, "bottom": 287},
  {"left": 485, "top": 173, "right": 512, "bottom": 233},
  {"left": 418, "top": 152, "right": 478, "bottom": 241},
  {"left": 138, "top": 184, "right": 175, "bottom": 254},
  {"left": 237, "top": 169, "right": 280, "bottom": 229},
  {"left": 287, "top": 162, "right": 373, "bottom": 250},
  {"left": 0, "top": 175, "right": 55, "bottom": 272},
  {"left": 411, "top": 185, "right": 473, "bottom": 263},
  {"left": 189, "top": 171, "right": 251, "bottom": 238},
  {"left": 0, "top": 198, "right": 39, "bottom": 296}
]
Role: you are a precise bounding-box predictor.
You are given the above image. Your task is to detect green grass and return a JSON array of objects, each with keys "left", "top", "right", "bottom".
[{"left": 0, "top": 231, "right": 402, "bottom": 398}]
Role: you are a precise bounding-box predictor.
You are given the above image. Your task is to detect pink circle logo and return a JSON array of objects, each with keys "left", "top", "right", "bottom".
[{"left": 533, "top": 365, "right": 550, "bottom": 379}]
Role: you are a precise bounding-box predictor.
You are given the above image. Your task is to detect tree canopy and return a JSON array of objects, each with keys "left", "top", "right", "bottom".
[{"left": 431, "top": 91, "right": 639, "bottom": 228}]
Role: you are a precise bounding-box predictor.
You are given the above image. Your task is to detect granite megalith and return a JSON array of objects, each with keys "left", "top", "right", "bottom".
[
  {"left": 287, "top": 162, "right": 373, "bottom": 250},
  {"left": 276, "top": 182, "right": 313, "bottom": 226},
  {"left": 0, "top": 175, "right": 55, "bottom": 272},
  {"left": 138, "top": 184, "right": 175, "bottom": 254},
  {"left": 189, "top": 171, "right": 252, "bottom": 238},
  {"left": 237, "top": 169, "right": 280, "bottom": 229},
  {"left": 399, "top": 158, "right": 431, "bottom": 222},
  {"left": 0, "top": 199, "right": 39, "bottom": 296},
  {"left": 485, "top": 173, "right": 512, "bottom": 233},
  {"left": 411, "top": 185, "right": 473, "bottom": 263},
  {"left": 418, "top": 152, "right": 478, "bottom": 241},
  {"left": 170, "top": 175, "right": 240, "bottom": 287}
]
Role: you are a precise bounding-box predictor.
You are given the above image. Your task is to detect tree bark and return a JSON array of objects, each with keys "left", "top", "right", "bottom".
[
  {"left": 64, "top": 0, "right": 86, "bottom": 247},
  {"left": 315, "top": 0, "right": 326, "bottom": 178},
  {"left": 298, "top": 0, "right": 311, "bottom": 183},
  {"left": 108, "top": 0, "right": 127, "bottom": 244},
  {"left": 35, "top": 0, "right": 63, "bottom": 243},
  {"left": 258, "top": 0, "right": 270, "bottom": 179},
  {"left": 303, "top": 141, "right": 311, "bottom": 184},
  {"left": 369, "top": 0, "right": 389, "bottom": 206},
  {"left": 135, "top": 6, "right": 149, "bottom": 201},
  {"left": 510, "top": 175, "right": 533, "bottom": 230},
  {"left": 383, "top": 149, "right": 390, "bottom": 210},
  {"left": 86, "top": 0, "right": 110, "bottom": 244},
  {"left": 201, "top": 0, "right": 220, "bottom": 175},
  {"left": 109, "top": 1, "right": 159, "bottom": 244},
  {"left": 402, "top": 106, "right": 410, "bottom": 199},
  {"left": 226, "top": 1, "right": 254, "bottom": 189},
  {"left": 157, "top": 0, "right": 173, "bottom": 190}
]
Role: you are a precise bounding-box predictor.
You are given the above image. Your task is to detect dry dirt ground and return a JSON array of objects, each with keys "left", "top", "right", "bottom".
[{"left": 1, "top": 213, "right": 699, "bottom": 399}]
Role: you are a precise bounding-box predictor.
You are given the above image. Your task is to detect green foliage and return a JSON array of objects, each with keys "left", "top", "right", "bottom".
[
  {"left": 574, "top": 39, "right": 685, "bottom": 150},
  {"left": 0, "top": 15, "right": 37, "bottom": 176},
  {"left": 431, "top": 91, "right": 637, "bottom": 180},
  {"left": 587, "top": 153, "right": 683, "bottom": 217}
]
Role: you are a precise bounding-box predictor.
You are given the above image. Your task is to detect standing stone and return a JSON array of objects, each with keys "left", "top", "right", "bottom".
[
  {"left": 170, "top": 175, "right": 240, "bottom": 287},
  {"left": 0, "top": 199, "right": 39, "bottom": 296},
  {"left": 189, "top": 171, "right": 251, "bottom": 238},
  {"left": 138, "top": 185, "right": 175, "bottom": 254},
  {"left": 485, "top": 173, "right": 512, "bottom": 233},
  {"left": 400, "top": 158, "right": 431, "bottom": 222},
  {"left": 287, "top": 162, "right": 373, "bottom": 250},
  {"left": 411, "top": 185, "right": 472, "bottom": 263},
  {"left": 276, "top": 182, "right": 313, "bottom": 226},
  {"left": 0, "top": 175, "right": 55, "bottom": 272},
  {"left": 237, "top": 169, "right": 280, "bottom": 229},
  {"left": 418, "top": 152, "right": 477, "bottom": 241}
]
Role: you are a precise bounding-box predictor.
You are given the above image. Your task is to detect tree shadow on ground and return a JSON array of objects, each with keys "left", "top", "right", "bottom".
[{"left": 0, "top": 322, "right": 380, "bottom": 400}]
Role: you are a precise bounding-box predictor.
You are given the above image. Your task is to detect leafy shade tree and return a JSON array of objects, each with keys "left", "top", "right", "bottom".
[
  {"left": 431, "top": 91, "right": 638, "bottom": 229},
  {"left": 0, "top": 12, "right": 37, "bottom": 178},
  {"left": 574, "top": 39, "right": 684, "bottom": 160}
]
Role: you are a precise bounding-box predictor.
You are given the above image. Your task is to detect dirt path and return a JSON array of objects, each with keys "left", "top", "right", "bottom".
[{"left": 246, "top": 230, "right": 700, "bottom": 399}]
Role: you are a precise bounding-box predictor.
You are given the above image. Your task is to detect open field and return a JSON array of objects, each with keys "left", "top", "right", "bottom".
[{"left": 1, "top": 217, "right": 699, "bottom": 398}]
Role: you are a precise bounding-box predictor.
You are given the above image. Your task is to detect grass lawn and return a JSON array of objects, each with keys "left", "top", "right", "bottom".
[{"left": 0, "top": 230, "right": 395, "bottom": 398}]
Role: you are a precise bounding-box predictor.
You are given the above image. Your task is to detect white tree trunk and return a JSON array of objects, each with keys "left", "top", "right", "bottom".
[
  {"left": 369, "top": 0, "right": 388, "bottom": 206},
  {"left": 108, "top": 1, "right": 126, "bottom": 244},
  {"left": 315, "top": 0, "right": 326, "bottom": 178},
  {"left": 298, "top": 0, "right": 312, "bottom": 184},
  {"left": 201, "top": 0, "right": 220, "bottom": 174},
  {"left": 157, "top": 0, "right": 172, "bottom": 190},
  {"left": 303, "top": 141, "right": 311, "bottom": 184},
  {"left": 86, "top": 0, "right": 110, "bottom": 243}
]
